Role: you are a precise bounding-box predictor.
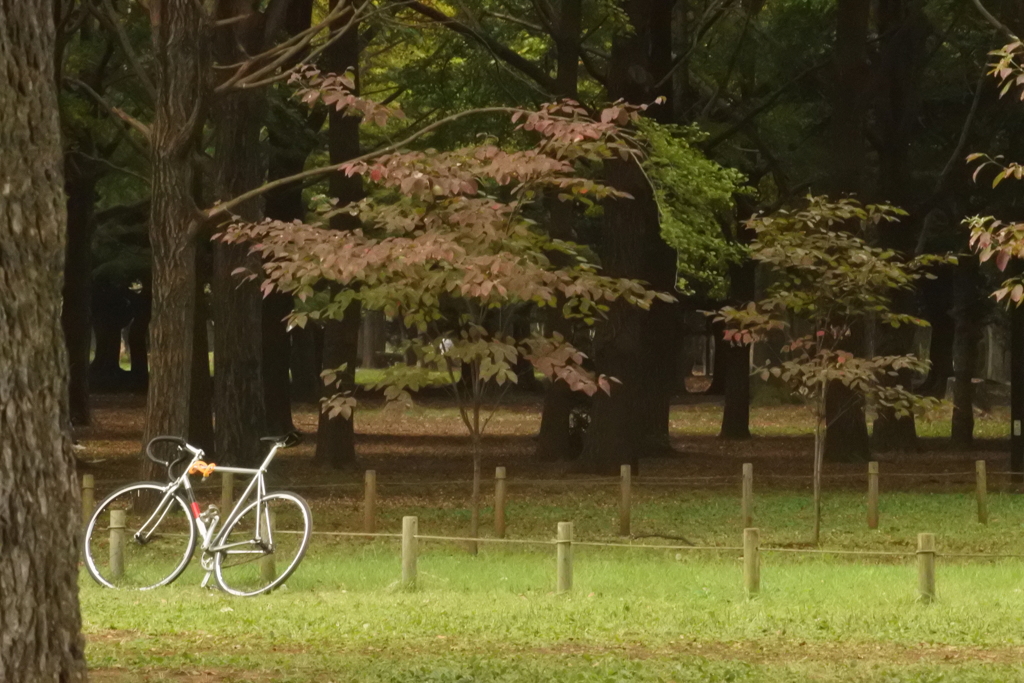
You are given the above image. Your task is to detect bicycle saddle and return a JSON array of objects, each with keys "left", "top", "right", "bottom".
[{"left": 260, "top": 431, "right": 302, "bottom": 448}]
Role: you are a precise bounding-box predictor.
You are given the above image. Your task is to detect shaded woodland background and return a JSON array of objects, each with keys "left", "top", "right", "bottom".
[{"left": 56, "top": 0, "right": 1024, "bottom": 476}]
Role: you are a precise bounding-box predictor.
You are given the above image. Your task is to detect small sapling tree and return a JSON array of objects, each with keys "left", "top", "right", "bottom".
[
  {"left": 221, "top": 78, "right": 671, "bottom": 549},
  {"left": 716, "top": 197, "right": 945, "bottom": 544}
]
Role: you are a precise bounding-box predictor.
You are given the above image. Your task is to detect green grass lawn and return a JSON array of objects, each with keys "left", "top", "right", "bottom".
[
  {"left": 83, "top": 488, "right": 1024, "bottom": 682},
  {"left": 83, "top": 546, "right": 1024, "bottom": 682}
]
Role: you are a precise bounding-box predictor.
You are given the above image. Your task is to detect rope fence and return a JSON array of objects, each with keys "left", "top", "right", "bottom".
[{"left": 79, "top": 458, "right": 1024, "bottom": 556}]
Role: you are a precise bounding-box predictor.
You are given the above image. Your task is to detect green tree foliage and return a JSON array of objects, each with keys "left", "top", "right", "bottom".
[
  {"left": 637, "top": 119, "right": 748, "bottom": 296},
  {"left": 717, "top": 197, "right": 947, "bottom": 543}
]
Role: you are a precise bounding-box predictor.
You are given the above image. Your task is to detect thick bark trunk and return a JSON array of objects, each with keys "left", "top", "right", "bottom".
[
  {"left": 822, "top": 0, "right": 872, "bottom": 461},
  {"left": 315, "top": 1, "right": 362, "bottom": 469},
  {"left": 0, "top": 2, "right": 87, "bottom": 678},
  {"left": 142, "top": 0, "right": 210, "bottom": 470},
  {"left": 720, "top": 224, "right": 755, "bottom": 439},
  {"left": 358, "top": 310, "right": 386, "bottom": 370},
  {"left": 720, "top": 342, "right": 751, "bottom": 439},
  {"left": 581, "top": 0, "right": 679, "bottom": 473},
  {"left": 828, "top": 0, "right": 871, "bottom": 197},
  {"left": 62, "top": 153, "right": 98, "bottom": 424},
  {"left": 537, "top": 194, "right": 578, "bottom": 461},
  {"left": 211, "top": 77, "right": 268, "bottom": 465},
  {"left": 824, "top": 380, "right": 870, "bottom": 461},
  {"left": 951, "top": 258, "right": 983, "bottom": 447}
]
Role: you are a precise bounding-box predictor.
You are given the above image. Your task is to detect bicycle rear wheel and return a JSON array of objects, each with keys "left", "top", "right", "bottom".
[
  {"left": 84, "top": 482, "right": 197, "bottom": 590},
  {"left": 213, "top": 492, "right": 312, "bottom": 596}
]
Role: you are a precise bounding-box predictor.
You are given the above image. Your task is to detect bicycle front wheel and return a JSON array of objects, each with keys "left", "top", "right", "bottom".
[
  {"left": 213, "top": 492, "right": 312, "bottom": 597},
  {"left": 84, "top": 482, "right": 197, "bottom": 590}
]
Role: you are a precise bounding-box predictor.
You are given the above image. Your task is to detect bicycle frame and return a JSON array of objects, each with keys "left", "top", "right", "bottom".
[{"left": 138, "top": 441, "right": 286, "bottom": 560}]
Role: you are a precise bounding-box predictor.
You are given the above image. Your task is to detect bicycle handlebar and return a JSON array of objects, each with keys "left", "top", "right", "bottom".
[{"left": 145, "top": 436, "right": 198, "bottom": 480}]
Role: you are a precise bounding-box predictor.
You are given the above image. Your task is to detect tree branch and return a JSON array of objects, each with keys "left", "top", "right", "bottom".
[
  {"left": 704, "top": 60, "right": 827, "bottom": 152},
  {"left": 971, "top": 0, "right": 1019, "bottom": 41},
  {"left": 94, "top": 0, "right": 157, "bottom": 102},
  {"left": 405, "top": 0, "right": 558, "bottom": 92},
  {"left": 935, "top": 68, "right": 987, "bottom": 194},
  {"left": 67, "top": 77, "right": 153, "bottom": 142},
  {"left": 205, "top": 106, "right": 526, "bottom": 220}
]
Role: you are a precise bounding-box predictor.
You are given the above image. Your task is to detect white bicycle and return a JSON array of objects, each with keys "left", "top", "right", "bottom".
[{"left": 83, "top": 433, "right": 312, "bottom": 596}]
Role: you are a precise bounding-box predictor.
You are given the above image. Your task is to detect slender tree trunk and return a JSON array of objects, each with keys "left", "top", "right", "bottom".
[
  {"left": 952, "top": 258, "right": 983, "bottom": 447},
  {"left": 263, "top": 293, "right": 295, "bottom": 434},
  {"left": 316, "top": 0, "right": 362, "bottom": 469},
  {"left": 189, "top": 250, "right": 214, "bottom": 451},
  {"left": 142, "top": 0, "right": 210, "bottom": 468},
  {"left": 90, "top": 281, "right": 132, "bottom": 388},
  {"left": 469, "top": 432, "right": 481, "bottom": 555},
  {"left": 812, "top": 415, "right": 824, "bottom": 545},
  {"left": 290, "top": 325, "right": 321, "bottom": 403},
  {"left": 128, "top": 287, "right": 152, "bottom": 391},
  {"left": 62, "top": 153, "right": 98, "bottom": 424},
  {"left": 0, "top": 2, "right": 87, "bottom": 677}
]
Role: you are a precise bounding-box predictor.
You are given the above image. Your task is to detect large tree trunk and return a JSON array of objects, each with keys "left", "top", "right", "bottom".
[
  {"left": 62, "top": 152, "right": 98, "bottom": 425},
  {"left": 316, "top": 1, "right": 362, "bottom": 469},
  {"left": 720, "top": 214, "right": 756, "bottom": 439},
  {"left": 823, "top": 0, "right": 872, "bottom": 461},
  {"left": 0, "top": 2, "right": 87, "bottom": 678},
  {"left": 582, "top": 0, "right": 679, "bottom": 473},
  {"left": 951, "top": 257, "right": 983, "bottom": 447},
  {"left": 870, "top": 0, "right": 929, "bottom": 453},
  {"left": 142, "top": 0, "right": 210, "bottom": 470},
  {"left": 211, "top": 18, "right": 268, "bottom": 465}
]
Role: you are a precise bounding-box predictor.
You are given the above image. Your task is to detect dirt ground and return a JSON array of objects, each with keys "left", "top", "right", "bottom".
[{"left": 73, "top": 392, "right": 1012, "bottom": 495}]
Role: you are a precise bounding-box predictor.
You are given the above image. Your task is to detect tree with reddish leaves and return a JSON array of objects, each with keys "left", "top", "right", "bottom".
[{"left": 222, "top": 87, "right": 671, "bottom": 550}]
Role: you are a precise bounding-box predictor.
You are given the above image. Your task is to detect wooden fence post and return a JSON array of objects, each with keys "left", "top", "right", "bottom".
[
  {"left": 557, "top": 522, "right": 573, "bottom": 593},
  {"left": 494, "top": 467, "right": 506, "bottom": 538},
  {"left": 917, "top": 532, "right": 936, "bottom": 603},
  {"left": 364, "top": 470, "right": 377, "bottom": 534},
  {"left": 741, "top": 463, "right": 753, "bottom": 528},
  {"left": 743, "top": 528, "right": 759, "bottom": 597},
  {"left": 402, "top": 516, "right": 418, "bottom": 588},
  {"left": 975, "top": 460, "right": 988, "bottom": 525},
  {"left": 867, "top": 462, "right": 879, "bottom": 529},
  {"left": 220, "top": 472, "right": 234, "bottom": 517},
  {"left": 259, "top": 509, "right": 276, "bottom": 582},
  {"left": 619, "top": 465, "right": 631, "bottom": 537},
  {"left": 81, "top": 474, "right": 95, "bottom": 526},
  {"left": 109, "top": 509, "right": 126, "bottom": 580}
]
